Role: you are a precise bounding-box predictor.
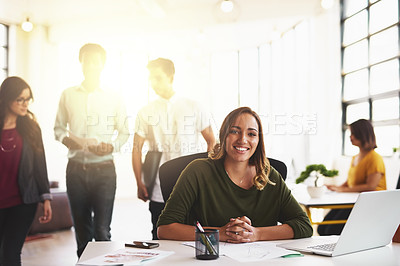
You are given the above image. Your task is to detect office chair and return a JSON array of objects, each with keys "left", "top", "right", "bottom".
[
  {"left": 159, "top": 152, "right": 209, "bottom": 202},
  {"left": 159, "top": 152, "right": 287, "bottom": 202},
  {"left": 268, "top": 157, "right": 287, "bottom": 181},
  {"left": 397, "top": 173, "right": 400, "bottom": 189}
]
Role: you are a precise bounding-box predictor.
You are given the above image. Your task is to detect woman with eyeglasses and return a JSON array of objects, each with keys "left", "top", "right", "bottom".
[{"left": 0, "top": 76, "right": 52, "bottom": 266}]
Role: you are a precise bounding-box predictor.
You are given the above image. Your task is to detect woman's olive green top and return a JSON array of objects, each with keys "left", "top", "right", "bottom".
[{"left": 158, "top": 158, "right": 313, "bottom": 239}]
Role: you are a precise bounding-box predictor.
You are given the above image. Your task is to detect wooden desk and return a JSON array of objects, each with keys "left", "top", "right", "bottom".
[
  {"left": 77, "top": 238, "right": 400, "bottom": 266},
  {"left": 294, "top": 189, "right": 359, "bottom": 225}
]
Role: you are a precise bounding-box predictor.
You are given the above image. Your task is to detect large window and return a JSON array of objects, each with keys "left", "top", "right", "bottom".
[
  {"left": 0, "top": 23, "right": 8, "bottom": 82},
  {"left": 341, "top": 0, "right": 400, "bottom": 156},
  {"left": 209, "top": 20, "right": 326, "bottom": 168}
]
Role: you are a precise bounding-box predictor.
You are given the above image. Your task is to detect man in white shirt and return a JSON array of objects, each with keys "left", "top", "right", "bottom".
[
  {"left": 132, "top": 58, "right": 215, "bottom": 240},
  {"left": 54, "top": 43, "right": 129, "bottom": 257}
]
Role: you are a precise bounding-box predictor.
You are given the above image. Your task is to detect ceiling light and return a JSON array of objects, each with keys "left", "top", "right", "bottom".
[
  {"left": 220, "top": 0, "right": 234, "bottom": 13},
  {"left": 21, "top": 17, "right": 33, "bottom": 32}
]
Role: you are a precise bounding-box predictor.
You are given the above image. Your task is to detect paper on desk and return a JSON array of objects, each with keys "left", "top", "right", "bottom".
[
  {"left": 68, "top": 131, "right": 98, "bottom": 150},
  {"left": 183, "top": 241, "right": 301, "bottom": 262},
  {"left": 77, "top": 248, "right": 174, "bottom": 266}
]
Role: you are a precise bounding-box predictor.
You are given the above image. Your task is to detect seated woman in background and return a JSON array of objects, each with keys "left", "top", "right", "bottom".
[
  {"left": 157, "top": 107, "right": 313, "bottom": 243},
  {"left": 318, "top": 118, "right": 386, "bottom": 236}
]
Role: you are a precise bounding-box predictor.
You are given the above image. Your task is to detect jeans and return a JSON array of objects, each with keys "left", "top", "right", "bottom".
[
  {"left": 0, "top": 203, "right": 38, "bottom": 266},
  {"left": 66, "top": 160, "right": 116, "bottom": 257},
  {"left": 149, "top": 201, "right": 165, "bottom": 240}
]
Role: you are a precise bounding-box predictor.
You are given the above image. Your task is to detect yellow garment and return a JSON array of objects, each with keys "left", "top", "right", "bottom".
[{"left": 347, "top": 150, "right": 386, "bottom": 190}]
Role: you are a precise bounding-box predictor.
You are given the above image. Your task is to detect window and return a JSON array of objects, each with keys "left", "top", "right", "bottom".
[
  {"left": 210, "top": 21, "right": 311, "bottom": 122},
  {"left": 209, "top": 20, "right": 315, "bottom": 162},
  {"left": 238, "top": 48, "right": 259, "bottom": 111},
  {"left": 210, "top": 51, "right": 239, "bottom": 127},
  {"left": 341, "top": 0, "right": 400, "bottom": 156},
  {"left": 0, "top": 23, "right": 8, "bottom": 82}
]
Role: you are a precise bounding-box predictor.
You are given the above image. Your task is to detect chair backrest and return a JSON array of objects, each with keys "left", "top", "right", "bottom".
[
  {"left": 397, "top": 173, "right": 400, "bottom": 189},
  {"left": 269, "top": 157, "right": 287, "bottom": 181},
  {"left": 159, "top": 153, "right": 287, "bottom": 202},
  {"left": 159, "top": 152, "right": 209, "bottom": 202}
]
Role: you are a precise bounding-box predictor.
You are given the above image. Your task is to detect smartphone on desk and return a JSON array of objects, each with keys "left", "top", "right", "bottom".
[{"left": 125, "top": 241, "right": 159, "bottom": 249}]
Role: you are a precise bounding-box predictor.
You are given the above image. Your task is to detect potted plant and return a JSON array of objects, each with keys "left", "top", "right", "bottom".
[
  {"left": 296, "top": 164, "right": 339, "bottom": 198},
  {"left": 393, "top": 147, "right": 400, "bottom": 158}
]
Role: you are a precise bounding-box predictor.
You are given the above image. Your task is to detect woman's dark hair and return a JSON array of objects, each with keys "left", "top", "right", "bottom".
[
  {"left": 350, "top": 119, "right": 377, "bottom": 150},
  {"left": 0, "top": 76, "right": 42, "bottom": 152},
  {"left": 210, "top": 107, "right": 274, "bottom": 190}
]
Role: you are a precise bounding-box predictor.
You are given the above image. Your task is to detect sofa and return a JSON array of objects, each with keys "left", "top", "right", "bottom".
[{"left": 28, "top": 184, "right": 73, "bottom": 235}]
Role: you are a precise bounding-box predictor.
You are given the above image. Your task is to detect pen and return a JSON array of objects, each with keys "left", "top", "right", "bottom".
[{"left": 195, "top": 221, "right": 218, "bottom": 256}]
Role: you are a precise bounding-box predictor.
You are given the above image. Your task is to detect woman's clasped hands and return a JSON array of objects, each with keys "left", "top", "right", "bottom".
[{"left": 221, "top": 216, "right": 258, "bottom": 243}]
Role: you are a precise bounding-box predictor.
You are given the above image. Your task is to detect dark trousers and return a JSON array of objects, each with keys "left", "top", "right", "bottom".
[
  {"left": 149, "top": 201, "right": 165, "bottom": 240},
  {"left": 0, "top": 203, "right": 38, "bottom": 266},
  {"left": 66, "top": 160, "right": 117, "bottom": 257},
  {"left": 317, "top": 208, "right": 352, "bottom": 236}
]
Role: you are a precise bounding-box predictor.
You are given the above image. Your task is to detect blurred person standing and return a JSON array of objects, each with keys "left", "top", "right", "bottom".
[
  {"left": 132, "top": 58, "right": 215, "bottom": 240},
  {"left": 0, "top": 76, "right": 52, "bottom": 266},
  {"left": 54, "top": 43, "right": 129, "bottom": 257}
]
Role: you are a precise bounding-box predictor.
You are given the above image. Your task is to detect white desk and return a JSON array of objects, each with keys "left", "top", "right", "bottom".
[
  {"left": 293, "top": 189, "right": 359, "bottom": 225},
  {"left": 77, "top": 238, "right": 400, "bottom": 266},
  {"left": 295, "top": 191, "right": 359, "bottom": 206}
]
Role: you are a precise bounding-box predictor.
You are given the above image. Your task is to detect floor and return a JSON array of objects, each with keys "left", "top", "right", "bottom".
[{"left": 21, "top": 197, "right": 152, "bottom": 266}]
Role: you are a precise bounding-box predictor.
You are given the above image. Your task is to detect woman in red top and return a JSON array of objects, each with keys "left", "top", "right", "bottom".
[{"left": 0, "top": 76, "right": 52, "bottom": 266}]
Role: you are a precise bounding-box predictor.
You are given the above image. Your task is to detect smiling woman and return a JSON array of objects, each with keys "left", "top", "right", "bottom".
[
  {"left": 211, "top": 107, "right": 273, "bottom": 191},
  {"left": 156, "top": 106, "right": 313, "bottom": 243},
  {"left": 8, "top": 90, "right": 32, "bottom": 119},
  {"left": 0, "top": 76, "right": 52, "bottom": 266}
]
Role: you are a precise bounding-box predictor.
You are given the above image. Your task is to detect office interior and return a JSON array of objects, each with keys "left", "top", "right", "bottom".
[
  {"left": 0, "top": 0, "right": 399, "bottom": 263},
  {"left": 2, "top": 0, "right": 400, "bottom": 195},
  {"left": 1, "top": 0, "right": 345, "bottom": 194},
  {"left": 1, "top": 0, "right": 399, "bottom": 208}
]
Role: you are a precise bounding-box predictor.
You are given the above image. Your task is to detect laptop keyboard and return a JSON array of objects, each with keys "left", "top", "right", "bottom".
[{"left": 308, "top": 243, "right": 336, "bottom": 252}]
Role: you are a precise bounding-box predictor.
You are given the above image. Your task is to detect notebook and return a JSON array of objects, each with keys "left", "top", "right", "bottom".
[{"left": 278, "top": 190, "right": 400, "bottom": 256}]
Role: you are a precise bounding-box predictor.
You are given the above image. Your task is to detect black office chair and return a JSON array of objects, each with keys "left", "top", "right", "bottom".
[
  {"left": 159, "top": 152, "right": 209, "bottom": 202},
  {"left": 396, "top": 173, "right": 400, "bottom": 189},
  {"left": 159, "top": 152, "right": 287, "bottom": 202},
  {"left": 268, "top": 157, "right": 287, "bottom": 181}
]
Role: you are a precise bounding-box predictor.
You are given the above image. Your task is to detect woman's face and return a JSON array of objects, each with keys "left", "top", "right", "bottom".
[
  {"left": 350, "top": 130, "right": 362, "bottom": 148},
  {"left": 224, "top": 113, "right": 259, "bottom": 163},
  {"left": 8, "top": 88, "right": 31, "bottom": 117}
]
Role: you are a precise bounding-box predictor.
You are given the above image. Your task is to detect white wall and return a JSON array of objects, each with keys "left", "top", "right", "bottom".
[{"left": 306, "top": 4, "right": 342, "bottom": 167}]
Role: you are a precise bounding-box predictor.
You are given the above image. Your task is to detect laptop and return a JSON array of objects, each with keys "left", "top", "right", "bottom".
[{"left": 278, "top": 190, "right": 400, "bottom": 256}]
